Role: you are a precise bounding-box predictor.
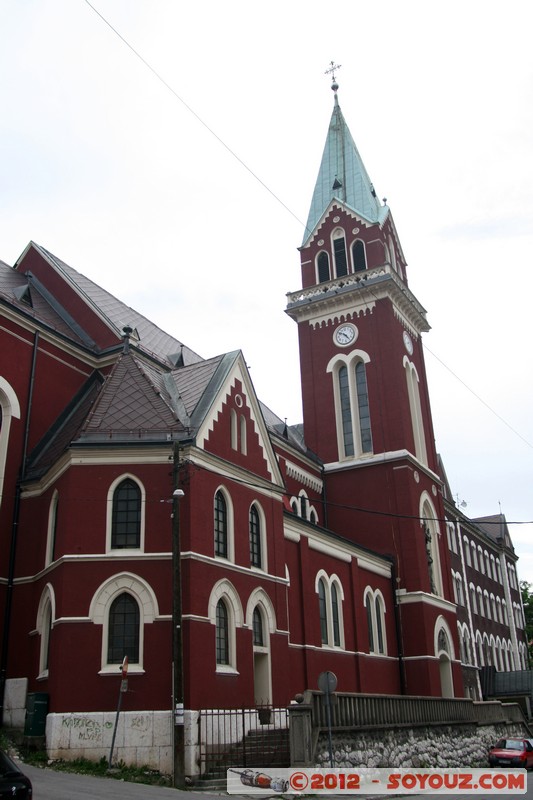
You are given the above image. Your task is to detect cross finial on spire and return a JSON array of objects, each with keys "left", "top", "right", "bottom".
[{"left": 325, "top": 61, "right": 342, "bottom": 93}]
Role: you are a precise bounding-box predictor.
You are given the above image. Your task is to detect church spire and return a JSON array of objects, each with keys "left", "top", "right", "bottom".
[{"left": 303, "top": 67, "right": 388, "bottom": 245}]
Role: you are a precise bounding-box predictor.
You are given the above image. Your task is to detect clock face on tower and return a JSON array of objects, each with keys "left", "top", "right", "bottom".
[
  {"left": 403, "top": 331, "right": 414, "bottom": 355},
  {"left": 334, "top": 323, "right": 358, "bottom": 347}
]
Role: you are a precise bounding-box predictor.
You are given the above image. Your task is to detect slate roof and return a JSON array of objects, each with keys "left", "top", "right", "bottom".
[
  {"left": 78, "top": 353, "right": 182, "bottom": 440},
  {"left": 303, "top": 89, "right": 388, "bottom": 245},
  {"left": 473, "top": 514, "right": 513, "bottom": 549},
  {"left": 0, "top": 260, "right": 88, "bottom": 344},
  {"left": 29, "top": 243, "right": 204, "bottom": 364}
]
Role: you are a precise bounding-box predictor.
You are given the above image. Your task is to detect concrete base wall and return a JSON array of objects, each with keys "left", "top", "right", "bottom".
[{"left": 3, "top": 678, "right": 28, "bottom": 728}]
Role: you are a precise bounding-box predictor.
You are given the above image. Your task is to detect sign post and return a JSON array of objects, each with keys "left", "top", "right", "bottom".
[
  {"left": 318, "top": 670, "right": 337, "bottom": 769},
  {"left": 108, "top": 655, "right": 128, "bottom": 768}
]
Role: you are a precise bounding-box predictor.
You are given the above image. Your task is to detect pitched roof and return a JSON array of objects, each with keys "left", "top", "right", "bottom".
[
  {"left": 0, "top": 260, "right": 88, "bottom": 344},
  {"left": 24, "top": 243, "right": 204, "bottom": 364},
  {"left": 79, "top": 353, "right": 183, "bottom": 441},
  {"left": 303, "top": 89, "right": 388, "bottom": 245}
]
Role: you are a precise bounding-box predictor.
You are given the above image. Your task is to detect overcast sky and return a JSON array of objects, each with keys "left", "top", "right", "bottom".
[{"left": 1, "top": 1, "right": 532, "bottom": 584}]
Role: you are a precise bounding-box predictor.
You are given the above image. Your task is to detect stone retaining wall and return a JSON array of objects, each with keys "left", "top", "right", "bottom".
[{"left": 315, "top": 722, "right": 528, "bottom": 770}]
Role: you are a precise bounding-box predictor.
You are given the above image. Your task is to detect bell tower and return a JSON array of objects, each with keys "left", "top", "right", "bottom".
[{"left": 287, "top": 72, "right": 462, "bottom": 697}]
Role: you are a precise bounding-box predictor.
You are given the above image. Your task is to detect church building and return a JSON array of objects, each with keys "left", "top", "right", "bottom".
[{"left": 0, "top": 78, "right": 527, "bottom": 774}]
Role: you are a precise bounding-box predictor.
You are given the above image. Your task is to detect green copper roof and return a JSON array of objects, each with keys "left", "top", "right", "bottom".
[{"left": 303, "top": 91, "right": 388, "bottom": 245}]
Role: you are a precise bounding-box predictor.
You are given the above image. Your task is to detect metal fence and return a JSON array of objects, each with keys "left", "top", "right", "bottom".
[{"left": 198, "top": 706, "right": 290, "bottom": 778}]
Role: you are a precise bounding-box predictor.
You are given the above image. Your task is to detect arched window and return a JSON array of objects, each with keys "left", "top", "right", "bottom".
[
  {"left": 0, "top": 378, "right": 21, "bottom": 515},
  {"left": 317, "top": 251, "right": 330, "bottom": 283},
  {"left": 329, "top": 352, "right": 373, "bottom": 460},
  {"left": 469, "top": 583, "right": 477, "bottom": 614},
  {"left": 252, "top": 607, "right": 264, "bottom": 647},
  {"left": 249, "top": 504, "right": 262, "bottom": 568},
  {"left": 316, "top": 573, "right": 344, "bottom": 648},
  {"left": 216, "top": 600, "right": 229, "bottom": 665},
  {"left": 214, "top": 490, "right": 228, "bottom": 558},
  {"left": 331, "top": 583, "right": 341, "bottom": 647},
  {"left": 37, "top": 586, "right": 55, "bottom": 678},
  {"left": 230, "top": 409, "right": 238, "bottom": 450},
  {"left": 364, "top": 588, "right": 387, "bottom": 655},
  {"left": 318, "top": 579, "right": 328, "bottom": 644},
  {"left": 111, "top": 478, "right": 141, "bottom": 549},
  {"left": 471, "top": 542, "right": 478, "bottom": 570},
  {"left": 352, "top": 240, "right": 366, "bottom": 272},
  {"left": 46, "top": 490, "right": 59, "bottom": 566},
  {"left": 41, "top": 599, "right": 52, "bottom": 675},
  {"left": 240, "top": 415, "right": 247, "bottom": 455},
  {"left": 464, "top": 536, "right": 471, "bottom": 566},
  {"left": 375, "top": 595, "right": 384, "bottom": 653},
  {"left": 404, "top": 358, "right": 427, "bottom": 465},
  {"left": 365, "top": 593, "right": 374, "bottom": 653},
  {"left": 339, "top": 365, "right": 354, "bottom": 456},
  {"left": 355, "top": 362, "right": 372, "bottom": 453},
  {"left": 332, "top": 229, "right": 348, "bottom": 277},
  {"left": 107, "top": 592, "right": 140, "bottom": 664}
]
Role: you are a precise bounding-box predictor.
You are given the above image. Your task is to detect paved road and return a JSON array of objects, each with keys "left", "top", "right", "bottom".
[
  {"left": 19, "top": 761, "right": 533, "bottom": 799},
  {"left": 21, "top": 763, "right": 227, "bottom": 799}
]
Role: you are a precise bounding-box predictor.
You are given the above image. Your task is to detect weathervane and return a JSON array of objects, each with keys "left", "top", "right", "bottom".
[{"left": 325, "top": 61, "right": 342, "bottom": 92}]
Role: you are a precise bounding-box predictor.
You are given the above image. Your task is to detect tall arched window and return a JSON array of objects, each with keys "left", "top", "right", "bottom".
[
  {"left": 352, "top": 240, "right": 366, "bottom": 272},
  {"left": 355, "top": 362, "right": 372, "bottom": 453},
  {"left": 111, "top": 479, "right": 141, "bottom": 549},
  {"left": 252, "top": 607, "right": 264, "bottom": 647},
  {"left": 330, "top": 353, "right": 373, "bottom": 460},
  {"left": 0, "top": 377, "right": 21, "bottom": 515},
  {"left": 316, "top": 573, "right": 344, "bottom": 648},
  {"left": 216, "top": 599, "right": 229, "bottom": 665},
  {"left": 107, "top": 592, "right": 140, "bottom": 664},
  {"left": 249, "top": 504, "right": 262, "bottom": 568},
  {"left": 318, "top": 579, "right": 328, "bottom": 644},
  {"left": 375, "top": 595, "right": 384, "bottom": 653},
  {"left": 331, "top": 584, "right": 341, "bottom": 647},
  {"left": 338, "top": 365, "right": 354, "bottom": 456},
  {"left": 46, "top": 490, "right": 59, "bottom": 566},
  {"left": 332, "top": 229, "right": 348, "bottom": 277},
  {"left": 404, "top": 358, "right": 427, "bottom": 465},
  {"left": 214, "top": 490, "right": 228, "bottom": 557},
  {"left": 365, "top": 593, "right": 374, "bottom": 652},
  {"left": 317, "top": 251, "right": 330, "bottom": 283}
]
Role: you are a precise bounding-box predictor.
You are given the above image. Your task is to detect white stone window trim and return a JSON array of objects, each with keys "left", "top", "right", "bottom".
[
  {"left": 363, "top": 585, "right": 387, "bottom": 656},
  {"left": 315, "top": 570, "right": 346, "bottom": 650},
  {"left": 327, "top": 349, "right": 372, "bottom": 461},
  {"left": 89, "top": 572, "right": 158, "bottom": 675},
  {"left": 249, "top": 500, "right": 268, "bottom": 573},
  {"left": 208, "top": 579, "right": 243, "bottom": 675},
  {"left": 0, "top": 377, "right": 21, "bottom": 515},
  {"left": 36, "top": 583, "right": 56, "bottom": 679},
  {"left": 106, "top": 473, "right": 146, "bottom": 554},
  {"left": 214, "top": 485, "right": 235, "bottom": 563}
]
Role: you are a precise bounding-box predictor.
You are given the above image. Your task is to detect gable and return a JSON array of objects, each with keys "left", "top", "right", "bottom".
[{"left": 196, "top": 356, "right": 283, "bottom": 487}]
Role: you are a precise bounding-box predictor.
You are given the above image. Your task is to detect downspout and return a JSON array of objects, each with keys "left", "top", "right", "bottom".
[
  {"left": 391, "top": 560, "right": 407, "bottom": 695},
  {"left": 0, "top": 331, "right": 39, "bottom": 725}
]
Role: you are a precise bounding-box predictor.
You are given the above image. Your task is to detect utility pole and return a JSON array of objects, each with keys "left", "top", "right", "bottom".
[{"left": 172, "top": 442, "right": 185, "bottom": 788}]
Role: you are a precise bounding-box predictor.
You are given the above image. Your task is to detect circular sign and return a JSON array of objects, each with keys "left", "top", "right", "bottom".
[{"left": 318, "top": 670, "right": 338, "bottom": 694}]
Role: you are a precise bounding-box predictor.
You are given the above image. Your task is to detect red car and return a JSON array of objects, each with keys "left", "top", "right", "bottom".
[{"left": 488, "top": 738, "right": 533, "bottom": 770}]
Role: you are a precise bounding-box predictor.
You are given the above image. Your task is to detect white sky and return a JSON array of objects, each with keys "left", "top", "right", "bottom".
[{"left": 1, "top": 1, "right": 532, "bottom": 584}]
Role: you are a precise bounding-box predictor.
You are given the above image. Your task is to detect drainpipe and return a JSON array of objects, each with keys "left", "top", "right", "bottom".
[
  {"left": 0, "top": 331, "right": 39, "bottom": 725},
  {"left": 391, "top": 560, "right": 407, "bottom": 695}
]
